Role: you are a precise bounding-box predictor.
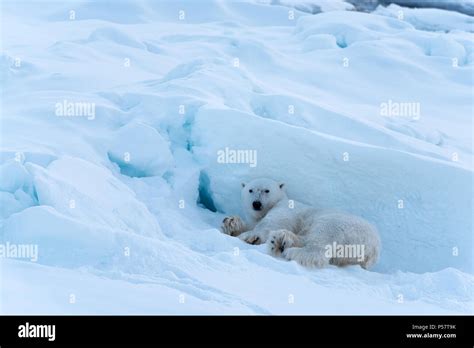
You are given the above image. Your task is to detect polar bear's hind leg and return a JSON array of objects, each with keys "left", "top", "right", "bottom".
[
  {"left": 282, "top": 247, "right": 330, "bottom": 268},
  {"left": 360, "top": 246, "right": 379, "bottom": 269}
]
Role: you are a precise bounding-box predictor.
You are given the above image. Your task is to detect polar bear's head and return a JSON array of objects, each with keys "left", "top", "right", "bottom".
[{"left": 241, "top": 178, "right": 286, "bottom": 221}]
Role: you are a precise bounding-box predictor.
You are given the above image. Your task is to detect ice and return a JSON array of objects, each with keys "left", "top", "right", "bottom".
[
  {"left": 374, "top": 3, "right": 474, "bottom": 32},
  {"left": 0, "top": 0, "right": 472, "bottom": 314},
  {"left": 108, "top": 121, "right": 174, "bottom": 177},
  {"left": 1, "top": 206, "right": 118, "bottom": 267},
  {"left": 264, "top": 0, "right": 355, "bottom": 14},
  {"left": 345, "top": 1, "right": 474, "bottom": 16},
  {"left": 0, "top": 160, "right": 36, "bottom": 219},
  {"left": 0, "top": 160, "right": 33, "bottom": 193},
  {"left": 28, "top": 156, "right": 163, "bottom": 237},
  {"left": 379, "top": 1, "right": 474, "bottom": 16},
  {"left": 0, "top": 192, "right": 30, "bottom": 220}
]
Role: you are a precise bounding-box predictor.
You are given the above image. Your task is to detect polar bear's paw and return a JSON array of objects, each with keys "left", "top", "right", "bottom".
[
  {"left": 221, "top": 216, "right": 246, "bottom": 236},
  {"left": 283, "top": 248, "right": 330, "bottom": 268},
  {"left": 268, "top": 229, "right": 300, "bottom": 257},
  {"left": 238, "top": 231, "right": 263, "bottom": 245}
]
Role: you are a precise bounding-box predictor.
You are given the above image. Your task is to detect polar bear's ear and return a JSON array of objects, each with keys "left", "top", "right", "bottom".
[
  {"left": 279, "top": 183, "right": 285, "bottom": 189},
  {"left": 241, "top": 182, "right": 246, "bottom": 188}
]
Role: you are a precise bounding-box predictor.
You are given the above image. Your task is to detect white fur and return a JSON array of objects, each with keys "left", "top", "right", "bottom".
[{"left": 221, "top": 178, "right": 381, "bottom": 269}]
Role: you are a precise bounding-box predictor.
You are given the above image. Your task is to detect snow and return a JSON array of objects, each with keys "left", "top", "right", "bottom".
[
  {"left": 263, "top": 0, "right": 355, "bottom": 14},
  {"left": 374, "top": 3, "right": 474, "bottom": 33},
  {"left": 28, "top": 156, "right": 163, "bottom": 237},
  {"left": 0, "top": 0, "right": 472, "bottom": 315},
  {"left": 345, "top": 1, "right": 474, "bottom": 16},
  {"left": 108, "top": 121, "right": 174, "bottom": 177},
  {"left": 0, "top": 159, "right": 33, "bottom": 194},
  {"left": 381, "top": 1, "right": 474, "bottom": 16}
]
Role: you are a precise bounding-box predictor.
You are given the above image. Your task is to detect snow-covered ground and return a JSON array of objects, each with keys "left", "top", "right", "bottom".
[{"left": 0, "top": 0, "right": 472, "bottom": 314}]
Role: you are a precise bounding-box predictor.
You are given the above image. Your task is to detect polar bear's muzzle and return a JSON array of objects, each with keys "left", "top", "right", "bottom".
[{"left": 252, "top": 201, "right": 262, "bottom": 211}]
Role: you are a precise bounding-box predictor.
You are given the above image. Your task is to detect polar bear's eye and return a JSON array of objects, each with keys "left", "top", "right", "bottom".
[
  {"left": 249, "top": 189, "right": 253, "bottom": 193},
  {"left": 265, "top": 190, "right": 270, "bottom": 193}
]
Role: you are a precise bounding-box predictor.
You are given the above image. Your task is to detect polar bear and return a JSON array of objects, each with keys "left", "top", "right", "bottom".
[{"left": 221, "top": 178, "right": 380, "bottom": 269}]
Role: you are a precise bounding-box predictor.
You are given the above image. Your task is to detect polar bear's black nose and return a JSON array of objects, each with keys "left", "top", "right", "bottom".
[{"left": 252, "top": 201, "right": 262, "bottom": 211}]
